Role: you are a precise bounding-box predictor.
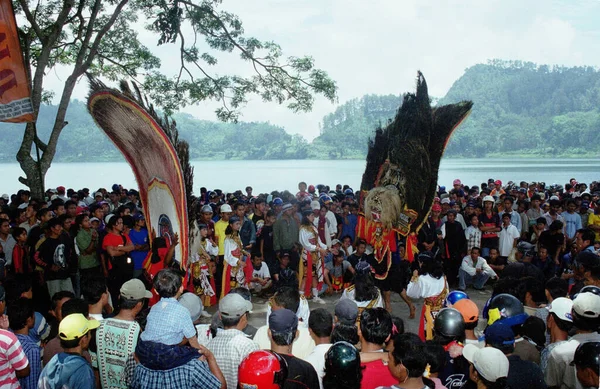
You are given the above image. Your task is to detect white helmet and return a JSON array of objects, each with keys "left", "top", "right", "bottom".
[{"left": 482, "top": 195, "right": 495, "bottom": 204}]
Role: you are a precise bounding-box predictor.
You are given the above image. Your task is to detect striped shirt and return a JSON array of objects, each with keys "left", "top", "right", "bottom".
[
  {"left": 15, "top": 334, "right": 40, "bottom": 389},
  {"left": 0, "top": 330, "right": 29, "bottom": 389}
]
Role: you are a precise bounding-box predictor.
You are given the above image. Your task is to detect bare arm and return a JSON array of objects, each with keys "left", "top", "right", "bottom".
[{"left": 198, "top": 345, "right": 226, "bottom": 389}]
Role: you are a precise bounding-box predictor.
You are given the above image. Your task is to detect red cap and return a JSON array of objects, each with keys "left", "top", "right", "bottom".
[
  {"left": 494, "top": 180, "right": 502, "bottom": 186},
  {"left": 57, "top": 186, "right": 65, "bottom": 193},
  {"left": 432, "top": 204, "right": 442, "bottom": 212},
  {"left": 453, "top": 179, "right": 461, "bottom": 186}
]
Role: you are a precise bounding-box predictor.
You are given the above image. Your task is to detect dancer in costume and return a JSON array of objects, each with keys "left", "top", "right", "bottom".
[
  {"left": 221, "top": 216, "right": 250, "bottom": 297},
  {"left": 190, "top": 223, "right": 217, "bottom": 308},
  {"left": 366, "top": 225, "right": 395, "bottom": 312},
  {"left": 340, "top": 261, "right": 383, "bottom": 320},
  {"left": 299, "top": 209, "right": 328, "bottom": 304},
  {"left": 407, "top": 251, "right": 448, "bottom": 341}
]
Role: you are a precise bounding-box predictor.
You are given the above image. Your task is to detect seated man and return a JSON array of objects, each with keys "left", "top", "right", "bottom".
[
  {"left": 458, "top": 246, "right": 498, "bottom": 291},
  {"left": 324, "top": 251, "right": 355, "bottom": 293},
  {"left": 249, "top": 252, "right": 272, "bottom": 295}
]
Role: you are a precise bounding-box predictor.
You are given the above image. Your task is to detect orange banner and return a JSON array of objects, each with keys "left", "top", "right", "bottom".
[{"left": 0, "top": 0, "right": 34, "bottom": 123}]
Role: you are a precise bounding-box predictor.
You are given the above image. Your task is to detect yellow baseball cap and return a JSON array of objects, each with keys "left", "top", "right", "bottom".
[{"left": 59, "top": 314, "right": 100, "bottom": 341}]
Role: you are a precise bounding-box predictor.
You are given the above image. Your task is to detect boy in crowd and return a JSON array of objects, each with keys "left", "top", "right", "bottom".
[
  {"left": 249, "top": 252, "right": 272, "bottom": 296},
  {"left": 8, "top": 298, "right": 40, "bottom": 389}
]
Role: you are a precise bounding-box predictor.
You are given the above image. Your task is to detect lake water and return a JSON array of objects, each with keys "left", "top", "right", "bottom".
[{"left": 1, "top": 158, "right": 599, "bottom": 195}]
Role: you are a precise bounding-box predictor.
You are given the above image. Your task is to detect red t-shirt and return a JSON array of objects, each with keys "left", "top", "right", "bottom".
[
  {"left": 360, "top": 360, "right": 396, "bottom": 389},
  {"left": 102, "top": 233, "right": 132, "bottom": 250}
]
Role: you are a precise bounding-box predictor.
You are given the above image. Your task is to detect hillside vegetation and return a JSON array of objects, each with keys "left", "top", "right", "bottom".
[{"left": 1, "top": 60, "right": 598, "bottom": 162}]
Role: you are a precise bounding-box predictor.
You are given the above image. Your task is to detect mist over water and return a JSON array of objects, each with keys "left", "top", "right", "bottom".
[{"left": 1, "top": 158, "right": 599, "bottom": 195}]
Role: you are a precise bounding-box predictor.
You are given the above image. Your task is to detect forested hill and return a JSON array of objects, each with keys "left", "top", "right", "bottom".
[
  {"left": 0, "top": 100, "right": 310, "bottom": 162},
  {"left": 440, "top": 60, "right": 600, "bottom": 157},
  {"left": 1, "top": 61, "right": 599, "bottom": 162},
  {"left": 313, "top": 61, "right": 600, "bottom": 158}
]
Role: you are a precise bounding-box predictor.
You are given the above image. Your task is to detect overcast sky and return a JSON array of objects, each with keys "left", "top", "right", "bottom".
[{"left": 44, "top": 0, "right": 600, "bottom": 140}]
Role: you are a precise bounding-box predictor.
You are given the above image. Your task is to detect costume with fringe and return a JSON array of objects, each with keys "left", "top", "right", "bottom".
[{"left": 298, "top": 225, "right": 327, "bottom": 298}]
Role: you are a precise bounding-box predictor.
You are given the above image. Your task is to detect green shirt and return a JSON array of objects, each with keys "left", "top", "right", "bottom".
[
  {"left": 273, "top": 216, "right": 300, "bottom": 251},
  {"left": 76, "top": 229, "right": 100, "bottom": 269},
  {"left": 96, "top": 318, "right": 141, "bottom": 389}
]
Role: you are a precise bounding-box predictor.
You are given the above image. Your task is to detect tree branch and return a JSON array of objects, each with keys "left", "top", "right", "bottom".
[{"left": 16, "top": 0, "right": 43, "bottom": 40}]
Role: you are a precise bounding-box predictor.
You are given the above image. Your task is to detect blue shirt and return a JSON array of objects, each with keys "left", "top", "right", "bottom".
[
  {"left": 131, "top": 358, "right": 221, "bottom": 389},
  {"left": 15, "top": 334, "right": 40, "bottom": 389},
  {"left": 341, "top": 214, "right": 357, "bottom": 242},
  {"left": 141, "top": 298, "right": 196, "bottom": 345},
  {"left": 38, "top": 352, "right": 95, "bottom": 389},
  {"left": 128, "top": 228, "right": 149, "bottom": 270},
  {"left": 562, "top": 212, "right": 582, "bottom": 240}
]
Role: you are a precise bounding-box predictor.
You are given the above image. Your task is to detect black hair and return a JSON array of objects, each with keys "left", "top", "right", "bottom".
[
  {"left": 221, "top": 314, "right": 244, "bottom": 328},
  {"left": 61, "top": 298, "right": 89, "bottom": 318},
  {"left": 81, "top": 278, "right": 107, "bottom": 305},
  {"left": 122, "top": 215, "right": 134, "bottom": 229},
  {"left": 577, "top": 228, "right": 596, "bottom": 245},
  {"left": 360, "top": 308, "right": 392, "bottom": 345},
  {"left": 50, "top": 291, "right": 75, "bottom": 311},
  {"left": 7, "top": 298, "right": 34, "bottom": 331},
  {"left": 487, "top": 338, "right": 515, "bottom": 355},
  {"left": 153, "top": 269, "right": 182, "bottom": 298},
  {"left": 10, "top": 227, "right": 26, "bottom": 240},
  {"left": 301, "top": 213, "right": 314, "bottom": 226},
  {"left": 545, "top": 277, "right": 568, "bottom": 300},
  {"left": 271, "top": 327, "right": 297, "bottom": 346},
  {"left": 549, "top": 220, "right": 564, "bottom": 232},
  {"left": 391, "top": 316, "right": 405, "bottom": 336},
  {"left": 424, "top": 341, "right": 446, "bottom": 374},
  {"left": 64, "top": 200, "right": 77, "bottom": 209},
  {"left": 331, "top": 323, "right": 359, "bottom": 345},
  {"left": 47, "top": 217, "right": 62, "bottom": 230},
  {"left": 4, "top": 275, "right": 33, "bottom": 304},
  {"left": 521, "top": 316, "right": 546, "bottom": 350},
  {"left": 519, "top": 276, "right": 545, "bottom": 304},
  {"left": 231, "top": 287, "right": 252, "bottom": 302},
  {"left": 391, "top": 333, "right": 428, "bottom": 377},
  {"left": 354, "top": 270, "right": 379, "bottom": 302},
  {"left": 273, "top": 287, "right": 300, "bottom": 313},
  {"left": 120, "top": 297, "right": 143, "bottom": 310},
  {"left": 309, "top": 308, "right": 333, "bottom": 338},
  {"left": 106, "top": 215, "right": 121, "bottom": 230},
  {"left": 420, "top": 259, "right": 444, "bottom": 279}
]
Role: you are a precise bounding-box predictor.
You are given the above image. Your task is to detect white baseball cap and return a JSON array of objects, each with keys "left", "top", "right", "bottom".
[
  {"left": 310, "top": 200, "right": 321, "bottom": 211},
  {"left": 441, "top": 198, "right": 450, "bottom": 204},
  {"left": 573, "top": 292, "right": 600, "bottom": 319},
  {"left": 548, "top": 297, "right": 573, "bottom": 323},
  {"left": 1, "top": 194, "right": 8, "bottom": 201},
  {"left": 220, "top": 204, "right": 232, "bottom": 213},
  {"left": 482, "top": 195, "right": 495, "bottom": 203},
  {"left": 463, "top": 344, "right": 509, "bottom": 383}
]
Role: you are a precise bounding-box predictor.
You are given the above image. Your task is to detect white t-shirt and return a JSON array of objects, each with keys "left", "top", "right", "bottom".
[
  {"left": 253, "top": 325, "right": 315, "bottom": 359},
  {"left": 498, "top": 224, "right": 520, "bottom": 257},
  {"left": 304, "top": 343, "right": 332, "bottom": 389}
]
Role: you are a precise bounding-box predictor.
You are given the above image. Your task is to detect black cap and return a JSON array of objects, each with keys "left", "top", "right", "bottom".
[{"left": 269, "top": 309, "right": 298, "bottom": 333}]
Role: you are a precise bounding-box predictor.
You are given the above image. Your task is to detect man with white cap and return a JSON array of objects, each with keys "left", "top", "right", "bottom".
[
  {"left": 96, "top": 279, "right": 151, "bottom": 389},
  {"left": 207, "top": 293, "right": 258, "bottom": 389},
  {"left": 484, "top": 321, "right": 546, "bottom": 389},
  {"left": 546, "top": 291, "right": 600, "bottom": 389},
  {"left": 540, "top": 297, "right": 573, "bottom": 375},
  {"left": 463, "top": 344, "right": 510, "bottom": 389}
]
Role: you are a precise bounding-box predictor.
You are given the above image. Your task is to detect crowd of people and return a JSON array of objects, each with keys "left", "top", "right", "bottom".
[{"left": 0, "top": 177, "right": 598, "bottom": 389}]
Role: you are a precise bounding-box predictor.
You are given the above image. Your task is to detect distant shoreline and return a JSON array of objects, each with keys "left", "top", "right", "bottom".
[{"left": 1, "top": 153, "right": 598, "bottom": 163}]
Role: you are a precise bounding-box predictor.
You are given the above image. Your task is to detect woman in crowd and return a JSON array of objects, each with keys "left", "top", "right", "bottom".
[
  {"left": 299, "top": 209, "right": 328, "bottom": 304},
  {"left": 407, "top": 252, "right": 448, "bottom": 340},
  {"left": 222, "top": 215, "right": 250, "bottom": 297},
  {"left": 339, "top": 261, "right": 383, "bottom": 315}
]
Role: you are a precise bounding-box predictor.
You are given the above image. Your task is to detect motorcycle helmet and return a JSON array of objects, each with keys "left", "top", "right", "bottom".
[
  {"left": 434, "top": 308, "right": 465, "bottom": 339},
  {"left": 239, "top": 350, "right": 288, "bottom": 389},
  {"left": 487, "top": 294, "right": 524, "bottom": 325},
  {"left": 324, "top": 341, "right": 361, "bottom": 379},
  {"left": 444, "top": 290, "right": 469, "bottom": 308}
]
